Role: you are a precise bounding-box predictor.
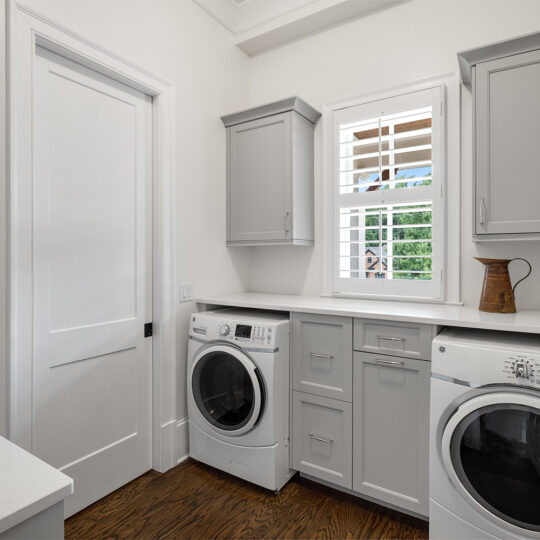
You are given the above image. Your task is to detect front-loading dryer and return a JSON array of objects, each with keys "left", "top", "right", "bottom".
[
  {"left": 187, "top": 308, "right": 294, "bottom": 491},
  {"left": 430, "top": 328, "right": 540, "bottom": 540}
]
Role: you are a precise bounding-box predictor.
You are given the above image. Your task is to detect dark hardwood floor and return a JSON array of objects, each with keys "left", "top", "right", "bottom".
[{"left": 65, "top": 459, "right": 428, "bottom": 540}]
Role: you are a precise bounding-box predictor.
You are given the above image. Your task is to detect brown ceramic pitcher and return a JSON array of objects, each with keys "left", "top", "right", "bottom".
[{"left": 475, "top": 258, "right": 532, "bottom": 313}]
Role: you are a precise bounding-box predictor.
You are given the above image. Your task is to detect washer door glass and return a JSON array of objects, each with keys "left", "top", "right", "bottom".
[
  {"left": 192, "top": 349, "right": 263, "bottom": 433},
  {"left": 450, "top": 402, "right": 540, "bottom": 532}
]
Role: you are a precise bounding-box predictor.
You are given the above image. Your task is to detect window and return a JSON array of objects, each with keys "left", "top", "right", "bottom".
[{"left": 333, "top": 86, "right": 444, "bottom": 300}]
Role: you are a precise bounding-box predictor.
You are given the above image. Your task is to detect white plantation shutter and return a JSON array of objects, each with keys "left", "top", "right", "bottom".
[{"left": 333, "top": 86, "right": 444, "bottom": 300}]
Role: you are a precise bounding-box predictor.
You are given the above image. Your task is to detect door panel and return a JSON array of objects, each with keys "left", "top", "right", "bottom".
[
  {"left": 353, "top": 352, "right": 430, "bottom": 516},
  {"left": 292, "top": 391, "right": 352, "bottom": 488},
  {"left": 475, "top": 50, "right": 540, "bottom": 234},
  {"left": 33, "top": 46, "right": 152, "bottom": 517},
  {"left": 229, "top": 113, "right": 292, "bottom": 242},
  {"left": 292, "top": 313, "right": 353, "bottom": 401}
]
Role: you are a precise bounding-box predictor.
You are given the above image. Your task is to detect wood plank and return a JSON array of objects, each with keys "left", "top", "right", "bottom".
[{"left": 65, "top": 459, "right": 428, "bottom": 540}]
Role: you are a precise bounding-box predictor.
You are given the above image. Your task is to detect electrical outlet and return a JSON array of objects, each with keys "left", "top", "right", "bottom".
[{"left": 180, "top": 282, "right": 193, "bottom": 303}]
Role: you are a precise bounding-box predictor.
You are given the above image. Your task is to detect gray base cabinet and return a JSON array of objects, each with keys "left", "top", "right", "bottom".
[
  {"left": 292, "top": 313, "right": 353, "bottom": 401},
  {"left": 292, "top": 391, "right": 352, "bottom": 488},
  {"left": 353, "top": 352, "right": 430, "bottom": 516},
  {"left": 221, "top": 97, "right": 321, "bottom": 246},
  {"left": 0, "top": 502, "right": 64, "bottom": 540},
  {"left": 353, "top": 318, "right": 433, "bottom": 360},
  {"left": 291, "top": 312, "right": 431, "bottom": 518},
  {"left": 291, "top": 313, "right": 353, "bottom": 488}
]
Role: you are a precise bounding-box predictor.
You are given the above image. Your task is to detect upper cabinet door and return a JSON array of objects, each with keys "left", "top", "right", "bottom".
[
  {"left": 228, "top": 113, "right": 292, "bottom": 243},
  {"left": 475, "top": 49, "right": 540, "bottom": 235}
]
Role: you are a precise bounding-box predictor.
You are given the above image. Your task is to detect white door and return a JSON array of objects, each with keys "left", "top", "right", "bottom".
[{"left": 33, "top": 46, "right": 152, "bottom": 517}]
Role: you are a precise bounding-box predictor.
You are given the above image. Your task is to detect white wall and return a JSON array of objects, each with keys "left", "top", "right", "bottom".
[
  {"left": 246, "top": 0, "right": 540, "bottom": 309},
  {"left": 9, "top": 0, "right": 251, "bottom": 457}
]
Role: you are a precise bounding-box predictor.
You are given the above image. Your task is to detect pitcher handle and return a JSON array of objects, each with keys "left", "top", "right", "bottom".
[{"left": 510, "top": 258, "right": 532, "bottom": 295}]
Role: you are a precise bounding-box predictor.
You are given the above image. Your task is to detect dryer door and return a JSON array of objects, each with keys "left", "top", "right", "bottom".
[
  {"left": 191, "top": 345, "right": 264, "bottom": 436},
  {"left": 441, "top": 390, "right": 540, "bottom": 536}
]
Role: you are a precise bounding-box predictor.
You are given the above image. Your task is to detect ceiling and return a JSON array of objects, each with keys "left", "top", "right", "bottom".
[{"left": 193, "top": 0, "right": 407, "bottom": 55}]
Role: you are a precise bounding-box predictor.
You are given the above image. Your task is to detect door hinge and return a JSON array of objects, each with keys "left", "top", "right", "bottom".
[{"left": 144, "top": 322, "right": 153, "bottom": 337}]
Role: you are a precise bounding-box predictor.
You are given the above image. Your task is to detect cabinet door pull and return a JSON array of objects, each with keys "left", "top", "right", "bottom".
[
  {"left": 376, "top": 358, "right": 405, "bottom": 367},
  {"left": 309, "top": 433, "right": 334, "bottom": 444},
  {"left": 309, "top": 352, "right": 334, "bottom": 360},
  {"left": 284, "top": 211, "right": 290, "bottom": 235},
  {"left": 479, "top": 197, "right": 486, "bottom": 226}
]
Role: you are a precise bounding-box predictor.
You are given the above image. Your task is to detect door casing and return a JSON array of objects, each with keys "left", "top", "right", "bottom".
[{"left": 7, "top": 0, "right": 176, "bottom": 473}]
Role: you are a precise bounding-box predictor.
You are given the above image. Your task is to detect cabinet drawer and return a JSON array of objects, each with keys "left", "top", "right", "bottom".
[
  {"left": 353, "top": 318, "right": 433, "bottom": 360},
  {"left": 292, "top": 391, "right": 352, "bottom": 488},
  {"left": 353, "top": 352, "right": 430, "bottom": 516},
  {"left": 292, "top": 313, "right": 352, "bottom": 401}
]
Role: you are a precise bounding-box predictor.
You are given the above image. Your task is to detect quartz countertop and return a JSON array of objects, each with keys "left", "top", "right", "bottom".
[
  {"left": 0, "top": 436, "right": 73, "bottom": 534},
  {"left": 196, "top": 292, "right": 540, "bottom": 334}
]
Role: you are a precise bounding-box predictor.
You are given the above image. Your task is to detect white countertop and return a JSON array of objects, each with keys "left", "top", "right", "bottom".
[
  {"left": 0, "top": 436, "right": 73, "bottom": 534},
  {"left": 197, "top": 292, "right": 540, "bottom": 334}
]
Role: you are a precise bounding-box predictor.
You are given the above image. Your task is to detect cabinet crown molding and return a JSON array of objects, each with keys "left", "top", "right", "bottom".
[
  {"left": 458, "top": 31, "right": 540, "bottom": 89},
  {"left": 221, "top": 96, "right": 321, "bottom": 127}
]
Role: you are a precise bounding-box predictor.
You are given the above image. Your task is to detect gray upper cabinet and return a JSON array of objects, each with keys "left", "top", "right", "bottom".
[
  {"left": 459, "top": 32, "right": 540, "bottom": 239},
  {"left": 222, "top": 97, "right": 321, "bottom": 246}
]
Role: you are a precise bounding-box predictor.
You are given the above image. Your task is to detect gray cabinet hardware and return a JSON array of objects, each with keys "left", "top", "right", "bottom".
[
  {"left": 376, "top": 358, "right": 405, "bottom": 366},
  {"left": 309, "top": 433, "right": 334, "bottom": 444},
  {"left": 309, "top": 352, "right": 334, "bottom": 360},
  {"left": 479, "top": 197, "right": 486, "bottom": 226}
]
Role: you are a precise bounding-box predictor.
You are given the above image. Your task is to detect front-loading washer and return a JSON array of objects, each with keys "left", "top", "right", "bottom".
[
  {"left": 187, "top": 308, "right": 294, "bottom": 491},
  {"left": 430, "top": 328, "right": 540, "bottom": 539}
]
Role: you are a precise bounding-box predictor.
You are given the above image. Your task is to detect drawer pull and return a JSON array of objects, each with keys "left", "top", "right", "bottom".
[
  {"left": 309, "top": 433, "right": 334, "bottom": 444},
  {"left": 378, "top": 335, "right": 405, "bottom": 342},
  {"left": 376, "top": 358, "right": 405, "bottom": 367},
  {"left": 309, "top": 353, "right": 334, "bottom": 360}
]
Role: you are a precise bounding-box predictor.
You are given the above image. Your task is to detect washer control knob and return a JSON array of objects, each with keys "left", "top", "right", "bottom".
[
  {"left": 515, "top": 361, "right": 529, "bottom": 379},
  {"left": 219, "top": 324, "right": 231, "bottom": 337}
]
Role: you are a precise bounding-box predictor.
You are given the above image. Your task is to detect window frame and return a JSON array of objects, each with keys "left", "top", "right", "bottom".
[{"left": 323, "top": 81, "right": 450, "bottom": 303}]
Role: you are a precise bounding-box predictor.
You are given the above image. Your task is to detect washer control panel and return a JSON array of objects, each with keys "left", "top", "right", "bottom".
[
  {"left": 503, "top": 354, "right": 539, "bottom": 385},
  {"left": 191, "top": 314, "right": 281, "bottom": 348},
  {"left": 221, "top": 322, "right": 274, "bottom": 346}
]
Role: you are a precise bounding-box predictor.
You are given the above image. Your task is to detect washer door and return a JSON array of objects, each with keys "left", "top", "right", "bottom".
[
  {"left": 441, "top": 391, "right": 540, "bottom": 535},
  {"left": 191, "top": 345, "right": 264, "bottom": 436}
]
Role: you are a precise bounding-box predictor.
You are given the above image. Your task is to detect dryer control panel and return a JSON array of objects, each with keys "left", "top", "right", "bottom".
[{"left": 503, "top": 354, "right": 540, "bottom": 385}]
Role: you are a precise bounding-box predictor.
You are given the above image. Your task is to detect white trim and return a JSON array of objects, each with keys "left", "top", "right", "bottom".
[
  {"left": 159, "top": 417, "right": 190, "bottom": 469},
  {"left": 0, "top": 0, "right": 7, "bottom": 438},
  {"left": 322, "top": 73, "right": 461, "bottom": 304},
  {"left": 7, "top": 1, "right": 177, "bottom": 473}
]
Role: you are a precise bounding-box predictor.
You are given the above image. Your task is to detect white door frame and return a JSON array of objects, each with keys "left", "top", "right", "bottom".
[{"left": 7, "top": 0, "right": 176, "bottom": 473}]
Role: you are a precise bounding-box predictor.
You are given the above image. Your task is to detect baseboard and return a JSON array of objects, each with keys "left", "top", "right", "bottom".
[
  {"left": 175, "top": 417, "right": 189, "bottom": 465},
  {"left": 158, "top": 417, "right": 189, "bottom": 473}
]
